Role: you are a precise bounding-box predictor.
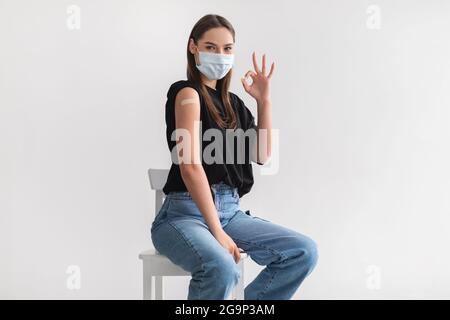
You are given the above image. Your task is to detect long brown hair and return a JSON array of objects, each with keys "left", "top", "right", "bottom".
[{"left": 186, "top": 14, "right": 237, "bottom": 130}]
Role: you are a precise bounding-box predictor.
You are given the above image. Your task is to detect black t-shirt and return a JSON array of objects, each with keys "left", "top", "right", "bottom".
[{"left": 162, "top": 79, "right": 263, "bottom": 198}]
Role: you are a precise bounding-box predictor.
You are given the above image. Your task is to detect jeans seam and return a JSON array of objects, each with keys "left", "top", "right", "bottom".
[
  {"left": 232, "top": 238, "right": 288, "bottom": 261},
  {"left": 257, "top": 255, "right": 293, "bottom": 299},
  {"left": 234, "top": 237, "right": 285, "bottom": 300},
  {"left": 166, "top": 195, "right": 192, "bottom": 200},
  {"left": 166, "top": 220, "right": 205, "bottom": 299},
  {"left": 257, "top": 269, "right": 279, "bottom": 300}
]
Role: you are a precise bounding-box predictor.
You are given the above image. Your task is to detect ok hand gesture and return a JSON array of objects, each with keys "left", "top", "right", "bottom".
[{"left": 241, "top": 51, "right": 275, "bottom": 103}]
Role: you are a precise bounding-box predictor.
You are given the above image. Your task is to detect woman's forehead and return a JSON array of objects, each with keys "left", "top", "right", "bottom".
[{"left": 200, "top": 28, "right": 234, "bottom": 45}]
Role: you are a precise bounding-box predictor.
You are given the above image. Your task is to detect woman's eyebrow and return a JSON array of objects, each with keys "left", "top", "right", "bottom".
[{"left": 204, "top": 41, "right": 234, "bottom": 46}]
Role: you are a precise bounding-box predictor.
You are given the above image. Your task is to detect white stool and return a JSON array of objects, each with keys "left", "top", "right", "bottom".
[{"left": 139, "top": 168, "right": 248, "bottom": 300}]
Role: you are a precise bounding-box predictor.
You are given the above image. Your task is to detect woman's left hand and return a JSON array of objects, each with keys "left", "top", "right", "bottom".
[{"left": 241, "top": 51, "right": 275, "bottom": 103}]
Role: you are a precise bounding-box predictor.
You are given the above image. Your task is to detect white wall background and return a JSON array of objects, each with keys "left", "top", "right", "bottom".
[{"left": 1, "top": 0, "right": 450, "bottom": 299}]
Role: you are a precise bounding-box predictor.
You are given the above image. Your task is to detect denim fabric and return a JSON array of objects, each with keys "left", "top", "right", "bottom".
[{"left": 150, "top": 181, "right": 318, "bottom": 300}]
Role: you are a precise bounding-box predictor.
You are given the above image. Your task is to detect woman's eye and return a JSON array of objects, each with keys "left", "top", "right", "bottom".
[
  {"left": 206, "top": 46, "right": 215, "bottom": 50},
  {"left": 225, "top": 47, "right": 232, "bottom": 51}
]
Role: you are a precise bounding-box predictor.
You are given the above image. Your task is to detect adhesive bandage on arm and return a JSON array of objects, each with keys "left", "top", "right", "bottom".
[{"left": 180, "top": 98, "right": 199, "bottom": 106}]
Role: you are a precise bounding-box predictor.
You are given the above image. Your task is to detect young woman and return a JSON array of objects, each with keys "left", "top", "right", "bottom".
[{"left": 151, "top": 14, "right": 318, "bottom": 300}]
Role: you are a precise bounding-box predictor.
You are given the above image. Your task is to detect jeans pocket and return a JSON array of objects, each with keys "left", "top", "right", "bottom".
[
  {"left": 254, "top": 216, "right": 271, "bottom": 223},
  {"left": 151, "top": 217, "right": 164, "bottom": 234},
  {"left": 151, "top": 198, "right": 171, "bottom": 232},
  {"left": 245, "top": 210, "right": 271, "bottom": 222}
]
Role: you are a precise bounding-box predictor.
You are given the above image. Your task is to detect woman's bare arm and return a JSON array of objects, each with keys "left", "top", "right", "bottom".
[{"left": 173, "top": 87, "right": 241, "bottom": 263}]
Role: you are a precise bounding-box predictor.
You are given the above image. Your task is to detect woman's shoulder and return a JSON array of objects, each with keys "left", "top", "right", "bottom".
[{"left": 166, "top": 79, "right": 200, "bottom": 99}]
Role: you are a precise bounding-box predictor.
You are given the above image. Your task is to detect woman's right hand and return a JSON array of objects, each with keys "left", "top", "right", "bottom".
[{"left": 214, "top": 229, "right": 241, "bottom": 264}]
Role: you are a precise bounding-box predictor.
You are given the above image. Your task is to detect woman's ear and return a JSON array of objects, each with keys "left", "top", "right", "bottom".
[
  {"left": 189, "top": 39, "right": 200, "bottom": 65},
  {"left": 188, "top": 38, "right": 196, "bottom": 55}
]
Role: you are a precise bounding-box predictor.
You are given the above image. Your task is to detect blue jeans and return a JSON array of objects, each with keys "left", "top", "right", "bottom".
[{"left": 150, "top": 181, "right": 318, "bottom": 300}]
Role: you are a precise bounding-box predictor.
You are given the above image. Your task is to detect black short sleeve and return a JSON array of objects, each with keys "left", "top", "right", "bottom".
[{"left": 167, "top": 80, "right": 202, "bottom": 105}]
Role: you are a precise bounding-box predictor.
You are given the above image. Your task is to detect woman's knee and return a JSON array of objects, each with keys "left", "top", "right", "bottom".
[
  {"left": 303, "top": 236, "right": 319, "bottom": 270},
  {"left": 290, "top": 234, "right": 319, "bottom": 270}
]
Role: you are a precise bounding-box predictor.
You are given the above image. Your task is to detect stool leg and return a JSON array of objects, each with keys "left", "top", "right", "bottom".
[
  {"left": 155, "top": 276, "right": 164, "bottom": 300},
  {"left": 143, "top": 262, "right": 153, "bottom": 300}
]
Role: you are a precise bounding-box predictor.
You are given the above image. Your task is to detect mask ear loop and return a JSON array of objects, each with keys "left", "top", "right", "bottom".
[{"left": 194, "top": 45, "right": 202, "bottom": 66}]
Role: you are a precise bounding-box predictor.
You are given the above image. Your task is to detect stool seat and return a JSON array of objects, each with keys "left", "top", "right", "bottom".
[
  {"left": 139, "top": 248, "right": 248, "bottom": 260},
  {"left": 138, "top": 249, "right": 249, "bottom": 277}
]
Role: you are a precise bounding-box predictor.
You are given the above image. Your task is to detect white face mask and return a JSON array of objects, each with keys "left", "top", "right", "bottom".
[{"left": 195, "top": 48, "right": 234, "bottom": 80}]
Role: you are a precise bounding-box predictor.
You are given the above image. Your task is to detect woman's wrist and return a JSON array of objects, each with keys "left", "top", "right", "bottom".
[
  {"left": 256, "top": 97, "right": 272, "bottom": 106},
  {"left": 210, "top": 224, "right": 224, "bottom": 237}
]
